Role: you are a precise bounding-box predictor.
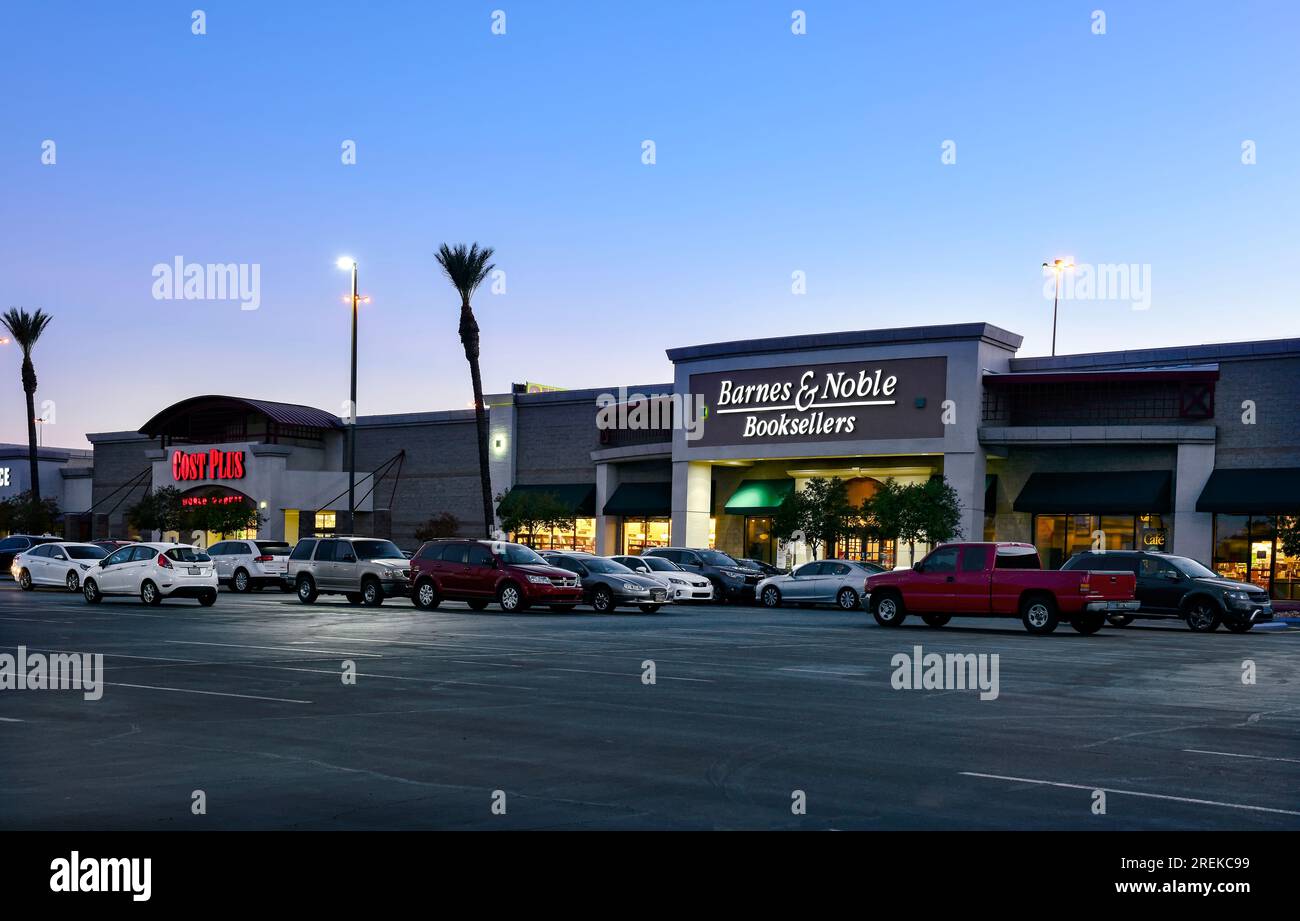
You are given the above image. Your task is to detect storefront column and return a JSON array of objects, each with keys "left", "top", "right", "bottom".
[
  {"left": 594, "top": 462, "right": 620, "bottom": 555},
  {"left": 671, "top": 460, "right": 712, "bottom": 548},
  {"left": 487, "top": 399, "right": 516, "bottom": 534},
  {"left": 943, "top": 451, "right": 986, "bottom": 547},
  {"left": 1173, "top": 442, "right": 1215, "bottom": 561}
]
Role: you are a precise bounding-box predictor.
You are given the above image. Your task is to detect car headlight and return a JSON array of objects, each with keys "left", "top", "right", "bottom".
[
  {"left": 79, "top": 563, "right": 91, "bottom": 570},
  {"left": 526, "top": 574, "right": 551, "bottom": 584},
  {"left": 624, "top": 582, "right": 643, "bottom": 592},
  {"left": 668, "top": 577, "right": 686, "bottom": 585},
  {"left": 1224, "top": 591, "right": 1250, "bottom": 603}
]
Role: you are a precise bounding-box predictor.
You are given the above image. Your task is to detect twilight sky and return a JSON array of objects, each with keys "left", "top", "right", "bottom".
[{"left": 3, "top": 1, "right": 1298, "bottom": 449}]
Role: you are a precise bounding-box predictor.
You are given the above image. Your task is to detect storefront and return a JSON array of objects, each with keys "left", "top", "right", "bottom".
[
  {"left": 43, "top": 323, "right": 1295, "bottom": 600},
  {"left": 1013, "top": 471, "right": 1173, "bottom": 570},
  {"left": 1198, "top": 467, "right": 1300, "bottom": 600}
]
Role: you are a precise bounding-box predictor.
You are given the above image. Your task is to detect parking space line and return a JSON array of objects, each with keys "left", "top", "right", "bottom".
[
  {"left": 102, "top": 681, "right": 313, "bottom": 704},
  {"left": 1184, "top": 748, "right": 1300, "bottom": 765},
  {"left": 960, "top": 771, "right": 1300, "bottom": 817},
  {"left": 0, "top": 644, "right": 199, "bottom": 663},
  {"left": 165, "top": 640, "right": 383, "bottom": 658},
  {"left": 240, "top": 663, "right": 539, "bottom": 691},
  {"left": 547, "top": 667, "right": 713, "bottom": 683},
  {"left": 0, "top": 717, "right": 24, "bottom": 723}
]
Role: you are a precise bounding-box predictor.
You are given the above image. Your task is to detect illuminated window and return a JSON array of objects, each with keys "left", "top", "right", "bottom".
[{"left": 315, "top": 512, "right": 337, "bottom": 532}]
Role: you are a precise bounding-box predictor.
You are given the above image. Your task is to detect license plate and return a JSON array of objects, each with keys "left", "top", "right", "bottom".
[{"left": 188, "top": 567, "right": 201, "bottom": 575}]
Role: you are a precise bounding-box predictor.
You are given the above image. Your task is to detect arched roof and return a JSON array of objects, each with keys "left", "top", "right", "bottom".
[{"left": 140, "top": 395, "right": 344, "bottom": 438}]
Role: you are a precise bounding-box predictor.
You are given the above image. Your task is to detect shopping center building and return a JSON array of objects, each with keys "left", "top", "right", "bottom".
[{"left": 12, "top": 322, "right": 1300, "bottom": 600}]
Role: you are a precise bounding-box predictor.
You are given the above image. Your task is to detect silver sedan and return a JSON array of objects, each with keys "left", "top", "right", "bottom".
[{"left": 757, "top": 559, "right": 883, "bottom": 610}]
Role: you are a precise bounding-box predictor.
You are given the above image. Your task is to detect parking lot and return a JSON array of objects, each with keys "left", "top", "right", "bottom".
[{"left": 1, "top": 582, "right": 1298, "bottom": 830}]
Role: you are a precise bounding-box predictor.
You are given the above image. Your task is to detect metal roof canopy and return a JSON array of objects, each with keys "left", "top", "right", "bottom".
[{"left": 140, "top": 395, "right": 344, "bottom": 438}]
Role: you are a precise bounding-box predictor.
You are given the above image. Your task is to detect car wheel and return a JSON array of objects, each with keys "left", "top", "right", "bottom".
[
  {"left": 140, "top": 580, "right": 163, "bottom": 606},
  {"left": 549, "top": 604, "right": 577, "bottom": 613},
  {"left": 346, "top": 593, "right": 363, "bottom": 605},
  {"left": 361, "top": 579, "right": 384, "bottom": 607},
  {"left": 65, "top": 570, "right": 80, "bottom": 592},
  {"left": 296, "top": 576, "right": 318, "bottom": 604},
  {"left": 836, "top": 587, "right": 860, "bottom": 610},
  {"left": 17, "top": 569, "right": 32, "bottom": 591},
  {"left": 1020, "top": 595, "right": 1059, "bottom": 634},
  {"left": 1223, "top": 620, "right": 1254, "bottom": 634},
  {"left": 231, "top": 568, "right": 251, "bottom": 593},
  {"left": 1185, "top": 599, "right": 1221, "bottom": 632},
  {"left": 82, "top": 578, "right": 102, "bottom": 604},
  {"left": 198, "top": 590, "right": 217, "bottom": 607},
  {"left": 761, "top": 585, "right": 782, "bottom": 608},
  {"left": 1106, "top": 613, "right": 1135, "bottom": 627},
  {"left": 413, "top": 580, "right": 440, "bottom": 611},
  {"left": 638, "top": 604, "right": 661, "bottom": 614},
  {"left": 872, "top": 592, "right": 906, "bottom": 627},
  {"left": 467, "top": 599, "right": 490, "bottom": 611},
  {"left": 498, "top": 582, "right": 525, "bottom": 613},
  {"left": 592, "top": 587, "right": 615, "bottom": 613},
  {"left": 1070, "top": 613, "right": 1105, "bottom": 635},
  {"left": 921, "top": 612, "right": 951, "bottom": 628}
]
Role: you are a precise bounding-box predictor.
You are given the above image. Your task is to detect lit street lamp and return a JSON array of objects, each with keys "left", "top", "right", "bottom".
[
  {"left": 1042, "top": 258, "right": 1075, "bottom": 357},
  {"left": 337, "top": 256, "right": 359, "bottom": 528}
]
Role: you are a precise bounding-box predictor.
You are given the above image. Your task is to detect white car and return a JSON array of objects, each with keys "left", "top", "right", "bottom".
[
  {"left": 207, "top": 539, "right": 292, "bottom": 593},
  {"left": 13, "top": 541, "right": 109, "bottom": 592},
  {"left": 81, "top": 542, "right": 218, "bottom": 607},
  {"left": 756, "top": 559, "right": 883, "bottom": 610},
  {"left": 609, "top": 554, "right": 715, "bottom": 602}
]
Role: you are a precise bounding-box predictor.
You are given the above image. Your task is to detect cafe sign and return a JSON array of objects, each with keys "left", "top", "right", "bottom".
[{"left": 689, "top": 356, "right": 947, "bottom": 447}]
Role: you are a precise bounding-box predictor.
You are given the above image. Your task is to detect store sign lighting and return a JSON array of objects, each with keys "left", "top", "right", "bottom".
[
  {"left": 689, "top": 356, "right": 948, "bottom": 447},
  {"left": 172, "top": 448, "right": 246, "bottom": 482},
  {"left": 181, "top": 495, "right": 245, "bottom": 508}
]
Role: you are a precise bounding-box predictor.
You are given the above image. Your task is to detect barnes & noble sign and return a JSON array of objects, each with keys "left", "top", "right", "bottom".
[{"left": 690, "top": 356, "right": 947, "bottom": 447}]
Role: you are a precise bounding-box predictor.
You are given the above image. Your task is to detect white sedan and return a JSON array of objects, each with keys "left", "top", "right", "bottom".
[
  {"left": 81, "top": 542, "right": 218, "bottom": 607},
  {"left": 757, "top": 559, "right": 884, "bottom": 610},
  {"left": 12, "top": 541, "right": 109, "bottom": 592},
  {"left": 609, "top": 554, "right": 714, "bottom": 602}
]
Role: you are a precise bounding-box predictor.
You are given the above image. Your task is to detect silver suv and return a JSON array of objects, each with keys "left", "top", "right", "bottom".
[{"left": 288, "top": 536, "right": 412, "bottom": 607}]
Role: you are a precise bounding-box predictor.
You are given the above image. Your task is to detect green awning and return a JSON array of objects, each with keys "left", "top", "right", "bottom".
[
  {"left": 1197, "top": 467, "right": 1300, "bottom": 514},
  {"left": 603, "top": 482, "right": 672, "bottom": 517},
  {"left": 1013, "top": 471, "right": 1172, "bottom": 514},
  {"left": 724, "top": 478, "right": 795, "bottom": 515},
  {"left": 499, "top": 483, "right": 596, "bottom": 517}
]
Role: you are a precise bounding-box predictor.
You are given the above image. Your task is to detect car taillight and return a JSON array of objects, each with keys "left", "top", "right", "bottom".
[
  {"left": 254, "top": 555, "right": 274, "bottom": 562},
  {"left": 157, "top": 554, "right": 173, "bottom": 569}
]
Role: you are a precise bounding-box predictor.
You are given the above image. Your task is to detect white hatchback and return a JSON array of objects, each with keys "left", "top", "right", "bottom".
[
  {"left": 13, "top": 542, "right": 109, "bottom": 592},
  {"left": 609, "top": 554, "right": 715, "bottom": 602},
  {"left": 81, "top": 542, "right": 219, "bottom": 607}
]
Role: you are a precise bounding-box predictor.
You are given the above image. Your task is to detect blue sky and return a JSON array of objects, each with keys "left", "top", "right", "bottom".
[{"left": 3, "top": 1, "right": 1298, "bottom": 448}]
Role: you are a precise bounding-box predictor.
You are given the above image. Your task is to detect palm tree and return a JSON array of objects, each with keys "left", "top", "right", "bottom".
[
  {"left": 434, "top": 243, "right": 496, "bottom": 537},
  {"left": 1, "top": 308, "right": 53, "bottom": 507}
]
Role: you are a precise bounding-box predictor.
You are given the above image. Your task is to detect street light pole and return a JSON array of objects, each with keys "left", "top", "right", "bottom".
[
  {"left": 1043, "top": 259, "right": 1075, "bottom": 357},
  {"left": 337, "top": 257, "right": 359, "bottom": 531}
]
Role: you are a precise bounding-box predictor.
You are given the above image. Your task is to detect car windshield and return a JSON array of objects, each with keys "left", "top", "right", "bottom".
[
  {"left": 1171, "top": 556, "right": 1219, "bottom": 579},
  {"left": 166, "top": 547, "right": 211, "bottom": 563},
  {"left": 352, "top": 540, "right": 405, "bottom": 560},
  {"left": 640, "top": 556, "right": 680, "bottom": 572},
  {"left": 67, "top": 545, "right": 108, "bottom": 560},
  {"left": 698, "top": 550, "right": 740, "bottom": 567},
  {"left": 500, "top": 544, "right": 547, "bottom": 565},
  {"left": 583, "top": 557, "right": 632, "bottom": 574}
]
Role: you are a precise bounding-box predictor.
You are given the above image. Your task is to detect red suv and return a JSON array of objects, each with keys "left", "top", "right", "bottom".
[{"left": 408, "top": 539, "right": 584, "bottom": 613}]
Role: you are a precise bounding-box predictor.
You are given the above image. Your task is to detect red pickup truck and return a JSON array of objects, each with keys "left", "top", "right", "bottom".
[{"left": 866, "top": 541, "right": 1139, "bottom": 635}]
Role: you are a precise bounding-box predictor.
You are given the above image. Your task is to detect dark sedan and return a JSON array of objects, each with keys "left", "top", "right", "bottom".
[{"left": 540, "top": 551, "right": 670, "bottom": 613}]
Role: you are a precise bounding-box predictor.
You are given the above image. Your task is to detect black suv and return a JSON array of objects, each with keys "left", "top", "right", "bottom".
[
  {"left": 0, "top": 534, "right": 60, "bottom": 577},
  {"left": 539, "top": 551, "right": 669, "bottom": 613},
  {"left": 642, "top": 547, "right": 763, "bottom": 603},
  {"left": 1061, "top": 550, "right": 1273, "bottom": 633}
]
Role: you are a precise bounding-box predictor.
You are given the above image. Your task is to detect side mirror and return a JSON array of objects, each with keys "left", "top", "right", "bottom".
[{"left": 98, "top": 559, "right": 108, "bottom": 568}]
